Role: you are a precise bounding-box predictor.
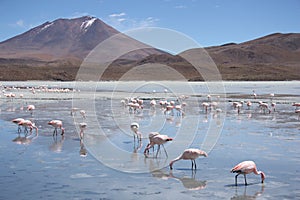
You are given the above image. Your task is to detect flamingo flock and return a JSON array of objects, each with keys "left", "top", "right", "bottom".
[{"left": 2, "top": 83, "right": 300, "bottom": 188}]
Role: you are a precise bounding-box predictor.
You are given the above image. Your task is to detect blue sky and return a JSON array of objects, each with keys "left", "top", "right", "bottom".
[{"left": 1, "top": 0, "right": 299, "bottom": 47}]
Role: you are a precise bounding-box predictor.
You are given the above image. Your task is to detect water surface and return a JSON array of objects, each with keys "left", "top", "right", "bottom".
[{"left": 0, "top": 81, "right": 299, "bottom": 199}]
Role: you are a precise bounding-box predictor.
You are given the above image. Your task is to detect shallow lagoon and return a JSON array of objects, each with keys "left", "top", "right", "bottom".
[{"left": 0, "top": 81, "right": 299, "bottom": 199}]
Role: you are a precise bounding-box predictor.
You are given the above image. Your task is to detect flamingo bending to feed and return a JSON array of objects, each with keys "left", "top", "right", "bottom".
[
  {"left": 231, "top": 160, "right": 265, "bottom": 186},
  {"left": 169, "top": 148, "right": 208, "bottom": 170},
  {"left": 143, "top": 134, "right": 173, "bottom": 158},
  {"left": 130, "top": 122, "right": 141, "bottom": 142},
  {"left": 145, "top": 132, "right": 160, "bottom": 154},
  {"left": 48, "top": 120, "right": 65, "bottom": 136},
  {"left": 12, "top": 118, "right": 25, "bottom": 133},
  {"left": 18, "top": 119, "right": 38, "bottom": 135}
]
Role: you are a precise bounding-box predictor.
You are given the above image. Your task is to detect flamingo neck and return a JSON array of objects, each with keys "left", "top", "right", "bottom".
[
  {"left": 169, "top": 155, "right": 183, "bottom": 169},
  {"left": 254, "top": 169, "right": 265, "bottom": 183}
]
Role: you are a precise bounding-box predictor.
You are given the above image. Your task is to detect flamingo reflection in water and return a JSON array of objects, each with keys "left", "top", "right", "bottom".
[
  {"left": 150, "top": 169, "right": 207, "bottom": 191},
  {"left": 12, "top": 128, "right": 38, "bottom": 145},
  {"left": 169, "top": 170, "right": 207, "bottom": 190},
  {"left": 231, "top": 185, "right": 265, "bottom": 200}
]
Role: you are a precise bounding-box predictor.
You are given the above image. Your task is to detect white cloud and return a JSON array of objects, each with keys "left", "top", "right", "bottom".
[
  {"left": 16, "top": 19, "right": 25, "bottom": 27},
  {"left": 175, "top": 5, "right": 187, "bottom": 9},
  {"left": 109, "top": 12, "right": 126, "bottom": 18},
  {"left": 107, "top": 12, "right": 159, "bottom": 31},
  {"left": 70, "top": 12, "right": 93, "bottom": 19}
]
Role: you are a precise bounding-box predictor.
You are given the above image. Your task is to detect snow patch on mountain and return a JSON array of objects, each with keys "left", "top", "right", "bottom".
[
  {"left": 41, "top": 22, "right": 53, "bottom": 31},
  {"left": 80, "top": 17, "right": 96, "bottom": 31}
]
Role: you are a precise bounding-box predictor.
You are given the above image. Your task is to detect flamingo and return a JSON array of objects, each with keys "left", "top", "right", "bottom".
[
  {"left": 295, "top": 109, "right": 300, "bottom": 120},
  {"left": 270, "top": 93, "right": 275, "bottom": 101},
  {"left": 231, "top": 160, "right": 265, "bottom": 186},
  {"left": 236, "top": 103, "right": 243, "bottom": 114},
  {"left": 18, "top": 119, "right": 38, "bottom": 135},
  {"left": 143, "top": 134, "right": 173, "bottom": 158},
  {"left": 70, "top": 107, "right": 79, "bottom": 116},
  {"left": 246, "top": 101, "right": 252, "bottom": 109},
  {"left": 48, "top": 120, "right": 65, "bottom": 136},
  {"left": 12, "top": 118, "right": 25, "bottom": 133},
  {"left": 145, "top": 132, "right": 160, "bottom": 154},
  {"left": 27, "top": 104, "right": 35, "bottom": 115},
  {"left": 207, "top": 94, "right": 211, "bottom": 102},
  {"left": 80, "top": 109, "right": 86, "bottom": 119},
  {"left": 292, "top": 103, "right": 300, "bottom": 110},
  {"left": 150, "top": 99, "right": 156, "bottom": 108},
  {"left": 79, "top": 122, "right": 87, "bottom": 139},
  {"left": 169, "top": 148, "right": 208, "bottom": 170},
  {"left": 259, "top": 102, "right": 271, "bottom": 114},
  {"left": 130, "top": 122, "right": 141, "bottom": 142},
  {"left": 202, "top": 102, "right": 210, "bottom": 113},
  {"left": 252, "top": 90, "right": 257, "bottom": 99},
  {"left": 271, "top": 102, "right": 276, "bottom": 112}
]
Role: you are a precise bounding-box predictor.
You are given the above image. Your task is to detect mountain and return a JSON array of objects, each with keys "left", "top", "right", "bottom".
[
  {"left": 0, "top": 16, "right": 299, "bottom": 81},
  {"left": 204, "top": 33, "right": 300, "bottom": 80},
  {"left": 104, "top": 32, "right": 300, "bottom": 81},
  {"left": 0, "top": 16, "right": 119, "bottom": 61},
  {"left": 0, "top": 16, "right": 165, "bottom": 81}
]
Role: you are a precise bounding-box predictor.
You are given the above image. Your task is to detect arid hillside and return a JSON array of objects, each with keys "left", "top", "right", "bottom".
[{"left": 0, "top": 16, "right": 299, "bottom": 81}]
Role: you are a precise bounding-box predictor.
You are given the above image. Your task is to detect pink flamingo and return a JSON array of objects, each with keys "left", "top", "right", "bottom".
[
  {"left": 246, "top": 101, "right": 252, "bottom": 109},
  {"left": 79, "top": 122, "right": 87, "bottom": 139},
  {"left": 27, "top": 104, "right": 35, "bottom": 115},
  {"left": 292, "top": 103, "right": 300, "bottom": 110},
  {"left": 18, "top": 119, "right": 38, "bottom": 135},
  {"left": 145, "top": 132, "right": 160, "bottom": 154},
  {"left": 271, "top": 102, "right": 276, "bottom": 112},
  {"left": 48, "top": 120, "right": 65, "bottom": 136},
  {"left": 12, "top": 118, "right": 25, "bottom": 133},
  {"left": 144, "top": 134, "right": 173, "bottom": 158},
  {"left": 150, "top": 99, "right": 156, "bottom": 108},
  {"left": 130, "top": 122, "right": 141, "bottom": 142},
  {"left": 231, "top": 160, "right": 265, "bottom": 186},
  {"left": 202, "top": 102, "right": 210, "bottom": 113},
  {"left": 79, "top": 110, "right": 86, "bottom": 119},
  {"left": 295, "top": 109, "right": 300, "bottom": 120},
  {"left": 259, "top": 102, "right": 271, "bottom": 114},
  {"left": 169, "top": 148, "right": 208, "bottom": 170}
]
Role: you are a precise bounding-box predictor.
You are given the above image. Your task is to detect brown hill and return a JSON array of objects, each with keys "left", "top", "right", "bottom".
[
  {"left": 205, "top": 33, "right": 300, "bottom": 80},
  {"left": 0, "top": 16, "right": 299, "bottom": 81},
  {"left": 0, "top": 16, "right": 164, "bottom": 81}
]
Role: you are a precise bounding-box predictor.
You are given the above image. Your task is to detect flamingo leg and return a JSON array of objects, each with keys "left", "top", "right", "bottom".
[
  {"left": 18, "top": 126, "right": 21, "bottom": 133},
  {"left": 162, "top": 144, "right": 168, "bottom": 157},
  {"left": 235, "top": 174, "right": 240, "bottom": 186},
  {"left": 194, "top": 160, "right": 197, "bottom": 169},
  {"left": 156, "top": 145, "right": 161, "bottom": 158},
  {"left": 191, "top": 160, "right": 194, "bottom": 169},
  {"left": 53, "top": 128, "right": 58, "bottom": 136},
  {"left": 244, "top": 174, "right": 248, "bottom": 185}
]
